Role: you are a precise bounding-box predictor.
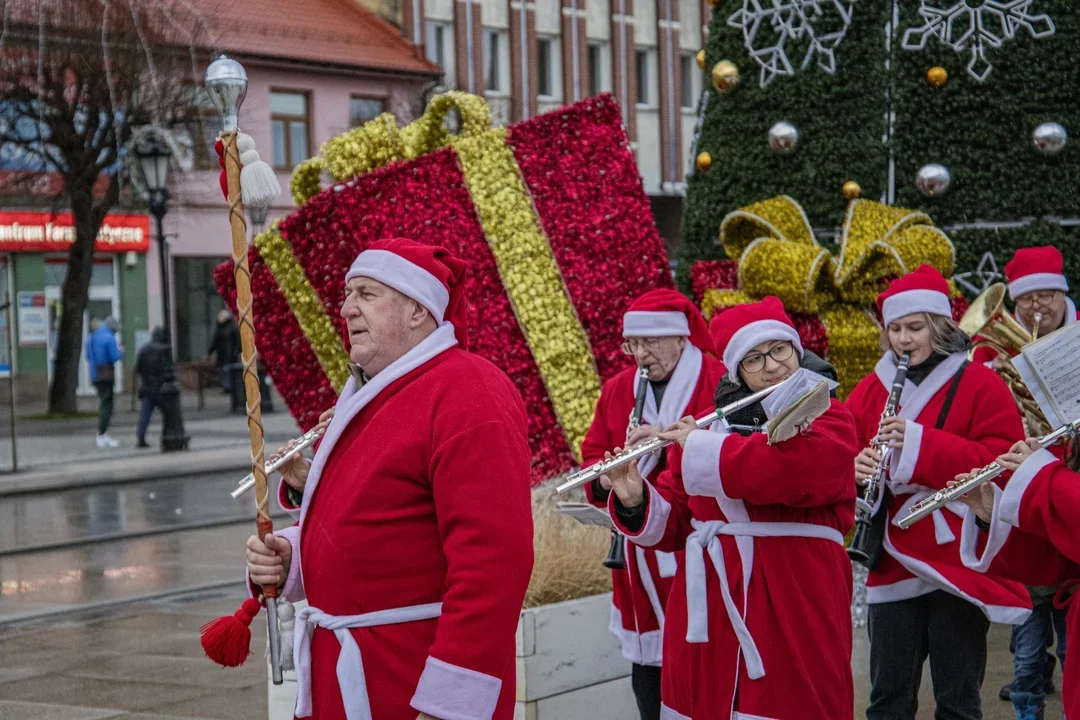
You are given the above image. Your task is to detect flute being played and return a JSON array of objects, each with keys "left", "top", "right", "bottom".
[
  {"left": 231, "top": 423, "right": 328, "bottom": 500},
  {"left": 898, "top": 417, "right": 1079, "bottom": 529}
]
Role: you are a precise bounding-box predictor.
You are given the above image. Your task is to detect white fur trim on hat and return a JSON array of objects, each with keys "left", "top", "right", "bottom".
[
  {"left": 881, "top": 289, "right": 952, "bottom": 326},
  {"left": 623, "top": 311, "right": 691, "bottom": 338},
  {"left": 1008, "top": 272, "right": 1069, "bottom": 301},
  {"left": 345, "top": 249, "right": 450, "bottom": 322},
  {"left": 722, "top": 320, "right": 803, "bottom": 377}
]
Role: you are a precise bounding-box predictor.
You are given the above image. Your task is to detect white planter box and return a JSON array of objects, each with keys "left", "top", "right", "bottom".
[{"left": 267, "top": 593, "right": 634, "bottom": 720}]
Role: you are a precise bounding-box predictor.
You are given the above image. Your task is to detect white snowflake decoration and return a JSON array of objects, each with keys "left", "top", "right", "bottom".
[
  {"left": 726, "top": 0, "right": 857, "bottom": 88},
  {"left": 953, "top": 251, "right": 1002, "bottom": 296},
  {"left": 901, "top": 1, "right": 1056, "bottom": 83}
]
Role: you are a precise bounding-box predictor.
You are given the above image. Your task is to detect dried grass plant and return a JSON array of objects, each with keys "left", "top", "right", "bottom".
[{"left": 523, "top": 484, "right": 613, "bottom": 609}]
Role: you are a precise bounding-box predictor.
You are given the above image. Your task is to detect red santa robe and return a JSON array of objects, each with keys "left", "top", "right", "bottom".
[
  {"left": 959, "top": 449, "right": 1080, "bottom": 717},
  {"left": 272, "top": 324, "right": 534, "bottom": 720},
  {"left": 581, "top": 344, "right": 725, "bottom": 666},
  {"left": 611, "top": 395, "right": 860, "bottom": 719},
  {"left": 845, "top": 351, "right": 1031, "bottom": 622}
]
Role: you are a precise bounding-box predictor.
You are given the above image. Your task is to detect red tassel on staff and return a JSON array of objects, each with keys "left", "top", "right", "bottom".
[{"left": 201, "top": 597, "right": 263, "bottom": 667}]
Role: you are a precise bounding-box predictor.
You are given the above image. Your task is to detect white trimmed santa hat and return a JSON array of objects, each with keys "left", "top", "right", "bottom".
[
  {"left": 346, "top": 238, "right": 470, "bottom": 347},
  {"left": 1004, "top": 246, "right": 1069, "bottom": 301},
  {"left": 876, "top": 264, "right": 953, "bottom": 326},
  {"left": 622, "top": 289, "right": 716, "bottom": 355},
  {"left": 709, "top": 296, "right": 803, "bottom": 379}
]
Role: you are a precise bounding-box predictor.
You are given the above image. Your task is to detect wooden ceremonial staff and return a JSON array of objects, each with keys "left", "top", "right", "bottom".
[{"left": 200, "top": 56, "right": 284, "bottom": 685}]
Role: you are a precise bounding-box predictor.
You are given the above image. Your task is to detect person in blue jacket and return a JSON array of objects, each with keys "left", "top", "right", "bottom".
[{"left": 85, "top": 316, "right": 122, "bottom": 448}]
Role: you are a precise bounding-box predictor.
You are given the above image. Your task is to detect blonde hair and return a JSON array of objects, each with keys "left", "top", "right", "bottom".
[{"left": 878, "top": 312, "right": 971, "bottom": 356}]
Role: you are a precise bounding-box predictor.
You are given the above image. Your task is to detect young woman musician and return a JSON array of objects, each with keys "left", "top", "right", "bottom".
[
  {"left": 959, "top": 438, "right": 1080, "bottom": 720},
  {"left": 846, "top": 265, "right": 1030, "bottom": 720},
  {"left": 606, "top": 297, "right": 860, "bottom": 719}
]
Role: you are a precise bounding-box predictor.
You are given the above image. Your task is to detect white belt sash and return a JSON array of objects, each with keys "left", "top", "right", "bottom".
[
  {"left": 294, "top": 601, "right": 443, "bottom": 720},
  {"left": 684, "top": 519, "right": 844, "bottom": 680}
]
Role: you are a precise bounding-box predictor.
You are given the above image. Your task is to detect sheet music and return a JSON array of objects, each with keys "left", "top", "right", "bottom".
[
  {"left": 556, "top": 502, "right": 616, "bottom": 531},
  {"left": 1010, "top": 354, "right": 1064, "bottom": 429},
  {"left": 1017, "top": 321, "right": 1080, "bottom": 427},
  {"left": 761, "top": 368, "right": 838, "bottom": 420}
]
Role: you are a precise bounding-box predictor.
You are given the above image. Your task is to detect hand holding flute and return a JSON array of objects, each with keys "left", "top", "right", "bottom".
[
  {"left": 952, "top": 437, "right": 1044, "bottom": 523},
  {"left": 278, "top": 407, "right": 334, "bottom": 494}
]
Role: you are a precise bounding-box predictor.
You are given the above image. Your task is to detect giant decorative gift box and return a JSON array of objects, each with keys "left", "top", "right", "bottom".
[{"left": 216, "top": 93, "right": 673, "bottom": 483}]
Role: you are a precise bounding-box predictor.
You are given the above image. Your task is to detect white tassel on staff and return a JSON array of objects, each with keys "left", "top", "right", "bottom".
[{"left": 237, "top": 131, "right": 282, "bottom": 210}]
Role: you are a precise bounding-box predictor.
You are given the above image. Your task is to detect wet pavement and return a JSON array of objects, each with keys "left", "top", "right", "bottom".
[{"left": 0, "top": 473, "right": 293, "bottom": 625}]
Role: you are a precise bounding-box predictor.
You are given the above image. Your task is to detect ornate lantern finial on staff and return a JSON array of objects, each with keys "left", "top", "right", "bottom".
[{"left": 199, "top": 54, "right": 286, "bottom": 685}]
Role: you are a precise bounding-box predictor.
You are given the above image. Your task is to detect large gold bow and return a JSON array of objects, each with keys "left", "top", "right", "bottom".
[{"left": 702, "top": 196, "right": 956, "bottom": 396}]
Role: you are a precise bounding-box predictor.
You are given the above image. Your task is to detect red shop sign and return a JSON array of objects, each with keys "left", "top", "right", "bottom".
[{"left": 0, "top": 211, "right": 150, "bottom": 253}]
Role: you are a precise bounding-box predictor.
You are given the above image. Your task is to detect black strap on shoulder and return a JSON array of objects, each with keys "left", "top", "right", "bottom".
[{"left": 935, "top": 360, "right": 969, "bottom": 430}]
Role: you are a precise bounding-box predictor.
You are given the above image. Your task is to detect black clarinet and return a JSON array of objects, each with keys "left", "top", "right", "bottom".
[
  {"left": 604, "top": 366, "right": 650, "bottom": 570},
  {"left": 848, "top": 351, "right": 910, "bottom": 569}
]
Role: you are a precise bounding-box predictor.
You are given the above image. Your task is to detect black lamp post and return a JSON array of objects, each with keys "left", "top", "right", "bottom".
[{"left": 133, "top": 133, "right": 190, "bottom": 452}]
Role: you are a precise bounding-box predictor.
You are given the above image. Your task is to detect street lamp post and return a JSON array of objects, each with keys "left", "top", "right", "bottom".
[{"left": 134, "top": 133, "right": 190, "bottom": 452}]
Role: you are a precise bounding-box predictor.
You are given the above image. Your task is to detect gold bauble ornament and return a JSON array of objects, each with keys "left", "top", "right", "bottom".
[
  {"left": 706, "top": 0, "right": 722, "bottom": 7},
  {"left": 696, "top": 50, "right": 706, "bottom": 71},
  {"left": 842, "top": 181, "right": 862, "bottom": 200},
  {"left": 711, "top": 61, "right": 740, "bottom": 94},
  {"left": 927, "top": 66, "right": 948, "bottom": 87},
  {"left": 696, "top": 152, "right": 712, "bottom": 172}
]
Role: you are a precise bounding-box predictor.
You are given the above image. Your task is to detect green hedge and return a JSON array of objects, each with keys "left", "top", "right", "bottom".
[{"left": 680, "top": 1, "right": 1080, "bottom": 295}]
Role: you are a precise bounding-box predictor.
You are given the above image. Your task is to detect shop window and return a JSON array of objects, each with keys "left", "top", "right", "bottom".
[{"left": 174, "top": 256, "right": 229, "bottom": 362}]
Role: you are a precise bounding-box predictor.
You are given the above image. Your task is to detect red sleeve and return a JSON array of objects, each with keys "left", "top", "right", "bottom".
[
  {"left": 894, "top": 370, "right": 1023, "bottom": 491},
  {"left": 411, "top": 386, "right": 534, "bottom": 716},
  {"left": 1005, "top": 452, "right": 1080, "bottom": 565},
  {"left": 681, "top": 400, "right": 860, "bottom": 508},
  {"left": 581, "top": 383, "right": 617, "bottom": 507}
]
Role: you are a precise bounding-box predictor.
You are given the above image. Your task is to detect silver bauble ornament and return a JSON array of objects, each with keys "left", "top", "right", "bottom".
[
  {"left": 768, "top": 121, "right": 799, "bottom": 154},
  {"left": 1032, "top": 122, "right": 1067, "bottom": 155},
  {"left": 915, "top": 163, "right": 951, "bottom": 197}
]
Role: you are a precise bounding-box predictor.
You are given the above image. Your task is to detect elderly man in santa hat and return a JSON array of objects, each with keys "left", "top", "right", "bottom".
[
  {"left": 246, "top": 238, "right": 534, "bottom": 720},
  {"left": 974, "top": 246, "right": 1077, "bottom": 367},
  {"left": 580, "top": 288, "right": 725, "bottom": 720}
]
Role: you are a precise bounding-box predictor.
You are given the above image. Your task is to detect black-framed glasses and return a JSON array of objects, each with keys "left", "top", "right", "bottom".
[
  {"left": 621, "top": 337, "right": 663, "bottom": 354},
  {"left": 1015, "top": 290, "right": 1061, "bottom": 309},
  {"left": 739, "top": 341, "right": 795, "bottom": 374}
]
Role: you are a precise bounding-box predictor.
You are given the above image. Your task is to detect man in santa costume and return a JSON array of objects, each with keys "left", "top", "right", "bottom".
[
  {"left": 580, "top": 288, "right": 725, "bottom": 720},
  {"left": 847, "top": 265, "right": 1031, "bottom": 720},
  {"left": 973, "top": 246, "right": 1077, "bottom": 365},
  {"left": 605, "top": 296, "right": 860, "bottom": 719},
  {"left": 958, "top": 439, "right": 1079, "bottom": 720},
  {"left": 246, "top": 238, "right": 534, "bottom": 720}
]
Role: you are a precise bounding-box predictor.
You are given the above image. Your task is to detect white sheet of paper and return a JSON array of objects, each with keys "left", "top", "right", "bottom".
[
  {"left": 1010, "top": 354, "right": 1064, "bottom": 429},
  {"left": 556, "top": 501, "right": 616, "bottom": 531},
  {"left": 1017, "top": 321, "right": 1080, "bottom": 427}
]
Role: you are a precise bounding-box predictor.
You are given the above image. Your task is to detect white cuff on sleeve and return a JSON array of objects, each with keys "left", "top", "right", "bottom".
[
  {"left": 411, "top": 655, "right": 502, "bottom": 720},
  {"left": 682, "top": 429, "right": 730, "bottom": 499},
  {"left": 1000, "top": 448, "right": 1058, "bottom": 528}
]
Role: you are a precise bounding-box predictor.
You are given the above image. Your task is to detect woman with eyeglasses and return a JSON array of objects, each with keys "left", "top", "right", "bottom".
[
  {"left": 846, "top": 265, "right": 1029, "bottom": 720},
  {"left": 603, "top": 296, "right": 860, "bottom": 719}
]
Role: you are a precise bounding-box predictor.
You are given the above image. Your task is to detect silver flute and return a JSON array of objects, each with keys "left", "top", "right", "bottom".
[
  {"left": 231, "top": 424, "right": 327, "bottom": 500},
  {"left": 897, "top": 417, "right": 1078, "bottom": 529},
  {"left": 556, "top": 381, "right": 784, "bottom": 494}
]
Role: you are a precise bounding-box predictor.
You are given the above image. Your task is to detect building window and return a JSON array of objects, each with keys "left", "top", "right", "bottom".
[
  {"left": 270, "top": 91, "right": 311, "bottom": 170},
  {"left": 538, "top": 38, "right": 554, "bottom": 97},
  {"left": 680, "top": 53, "right": 696, "bottom": 109},
  {"left": 350, "top": 97, "right": 385, "bottom": 128},
  {"left": 426, "top": 21, "right": 455, "bottom": 81},
  {"left": 588, "top": 44, "right": 602, "bottom": 97},
  {"left": 635, "top": 50, "right": 650, "bottom": 106},
  {"left": 484, "top": 29, "right": 506, "bottom": 92},
  {"left": 183, "top": 85, "right": 219, "bottom": 169},
  {"left": 174, "top": 256, "right": 229, "bottom": 362}
]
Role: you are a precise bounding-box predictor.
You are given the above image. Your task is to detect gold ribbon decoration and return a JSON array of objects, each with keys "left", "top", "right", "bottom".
[{"left": 702, "top": 196, "right": 956, "bottom": 396}]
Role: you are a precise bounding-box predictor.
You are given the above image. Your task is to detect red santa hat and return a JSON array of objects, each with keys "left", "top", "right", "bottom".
[
  {"left": 876, "top": 264, "right": 953, "bottom": 326},
  {"left": 622, "top": 289, "right": 715, "bottom": 355},
  {"left": 709, "top": 296, "right": 803, "bottom": 378},
  {"left": 1004, "top": 246, "right": 1069, "bottom": 301},
  {"left": 345, "top": 238, "right": 470, "bottom": 348}
]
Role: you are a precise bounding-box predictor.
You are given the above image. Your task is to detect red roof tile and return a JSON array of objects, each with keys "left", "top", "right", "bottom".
[{"left": 194, "top": 0, "right": 439, "bottom": 76}]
